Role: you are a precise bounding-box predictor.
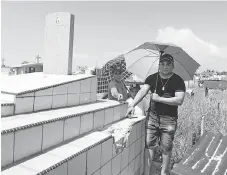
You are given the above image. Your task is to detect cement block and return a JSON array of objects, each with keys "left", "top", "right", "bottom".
[
  {"left": 101, "top": 138, "right": 113, "bottom": 166},
  {"left": 94, "top": 110, "right": 105, "bottom": 129},
  {"left": 113, "top": 106, "right": 121, "bottom": 122},
  {"left": 68, "top": 81, "right": 80, "bottom": 94},
  {"left": 14, "top": 126, "right": 42, "bottom": 162},
  {"left": 15, "top": 97, "right": 34, "bottom": 114},
  {"left": 1, "top": 132, "right": 14, "bottom": 167},
  {"left": 1, "top": 105, "right": 14, "bottom": 116},
  {"left": 104, "top": 108, "right": 114, "bottom": 125},
  {"left": 64, "top": 116, "right": 80, "bottom": 141},
  {"left": 91, "top": 77, "right": 97, "bottom": 93},
  {"left": 52, "top": 94, "right": 67, "bottom": 109},
  {"left": 34, "top": 96, "right": 52, "bottom": 111},
  {"left": 79, "top": 93, "right": 91, "bottom": 105},
  {"left": 100, "top": 161, "right": 111, "bottom": 175},
  {"left": 80, "top": 113, "right": 93, "bottom": 135},
  {"left": 67, "top": 93, "right": 79, "bottom": 106},
  {"left": 42, "top": 121, "right": 64, "bottom": 150},
  {"left": 120, "top": 147, "right": 129, "bottom": 171},
  {"left": 35, "top": 87, "right": 53, "bottom": 96},
  {"left": 112, "top": 153, "right": 121, "bottom": 175},
  {"left": 81, "top": 78, "right": 91, "bottom": 93},
  {"left": 53, "top": 84, "right": 68, "bottom": 95},
  {"left": 87, "top": 144, "right": 102, "bottom": 175},
  {"left": 68, "top": 152, "right": 86, "bottom": 175}
]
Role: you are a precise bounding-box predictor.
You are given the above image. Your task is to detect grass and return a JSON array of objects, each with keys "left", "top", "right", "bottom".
[{"left": 172, "top": 87, "right": 227, "bottom": 164}]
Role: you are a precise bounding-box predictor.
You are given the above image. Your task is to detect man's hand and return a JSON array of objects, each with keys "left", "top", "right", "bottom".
[
  {"left": 125, "top": 106, "right": 135, "bottom": 118},
  {"left": 117, "top": 94, "right": 123, "bottom": 101},
  {"left": 151, "top": 93, "right": 160, "bottom": 102}
]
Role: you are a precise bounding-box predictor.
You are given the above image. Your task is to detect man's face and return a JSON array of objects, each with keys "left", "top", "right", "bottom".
[
  {"left": 159, "top": 60, "right": 174, "bottom": 75},
  {"left": 113, "top": 71, "right": 122, "bottom": 81}
]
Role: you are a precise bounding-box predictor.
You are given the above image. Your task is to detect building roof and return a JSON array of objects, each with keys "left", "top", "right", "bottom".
[{"left": 12, "top": 62, "right": 43, "bottom": 68}]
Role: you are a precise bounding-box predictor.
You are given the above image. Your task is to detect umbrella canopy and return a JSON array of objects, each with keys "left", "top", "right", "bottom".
[
  {"left": 96, "top": 55, "right": 131, "bottom": 93},
  {"left": 124, "top": 42, "right": 200, "bottom": 81}
]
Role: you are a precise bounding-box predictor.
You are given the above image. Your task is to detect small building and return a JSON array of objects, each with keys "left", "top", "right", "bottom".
[{"left": 11, "top": 63, "right": 43, "bottom": 75}]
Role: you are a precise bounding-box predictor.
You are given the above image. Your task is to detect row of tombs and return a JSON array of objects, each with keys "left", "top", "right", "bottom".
[{"left": 1, "top": 72, "right": 146, "bottom": 175}]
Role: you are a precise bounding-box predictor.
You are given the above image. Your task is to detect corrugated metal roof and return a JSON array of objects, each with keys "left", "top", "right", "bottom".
[{"left": 171, "top": 132, "right": 227, "bottom": 175}]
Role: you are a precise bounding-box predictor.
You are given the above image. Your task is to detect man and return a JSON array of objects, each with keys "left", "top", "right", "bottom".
[
  {"left": 108, "top": 65, "right": 128, "bottom": 101},
  {"left": 126, "top": 54, "right": 186, "bottom": 175},
  {"left": 127, "top": 84, "right": 149, "bottom": 116}
]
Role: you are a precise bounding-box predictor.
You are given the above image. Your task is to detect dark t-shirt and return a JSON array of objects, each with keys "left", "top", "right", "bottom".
[{"left": 145, "top": 72, "right": 186, "bottom": 118}]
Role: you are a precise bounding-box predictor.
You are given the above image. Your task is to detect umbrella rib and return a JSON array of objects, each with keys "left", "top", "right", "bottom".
[
  {"left": 127, "top": 54, "right": 158, "bottom": 71},
  {"left": 145, "top": 57, "right": 160, "bottom": 78},
  {"left": 146, "top": 49, "right": 159, "bottom": 55}
]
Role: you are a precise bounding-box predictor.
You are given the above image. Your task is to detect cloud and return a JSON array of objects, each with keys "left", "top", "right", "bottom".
[{"left": 155, "top": 27, "right": 227, "bottom": 72}]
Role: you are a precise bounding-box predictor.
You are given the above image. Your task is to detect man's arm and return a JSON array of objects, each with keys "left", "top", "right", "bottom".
[
  {"left": 129, "top": 84, "right": 150, "bottom": 107},
  {"left": 153, "top": 91, "right": 185, "bottom": 106}
]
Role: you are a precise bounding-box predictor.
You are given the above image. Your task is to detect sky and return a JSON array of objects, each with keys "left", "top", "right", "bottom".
[{"left": 1, "top": 1, "right": 227, "bottom": 72}]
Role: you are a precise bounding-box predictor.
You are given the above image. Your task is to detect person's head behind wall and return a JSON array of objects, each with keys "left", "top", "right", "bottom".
[
  {"left": 159, "top": 54, "right": 174, "bottom": 75},
  {"left": 129, "top": 83, "right": 140, "bottom": 98},
  {"left": 112, "top": 65, "right": 123, "bottom": 82}
]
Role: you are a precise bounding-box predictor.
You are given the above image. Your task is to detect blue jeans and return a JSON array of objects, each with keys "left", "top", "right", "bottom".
[{"left": 145, "top": 111, "right": 177, "bottom": 153}]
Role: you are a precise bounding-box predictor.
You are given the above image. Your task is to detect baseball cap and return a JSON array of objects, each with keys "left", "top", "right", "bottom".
[{"left": 159, "top": 54, "right": 174, "bottom": 63}]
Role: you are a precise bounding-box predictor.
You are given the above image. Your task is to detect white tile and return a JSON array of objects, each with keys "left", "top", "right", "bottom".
[
  {"left": 92, "top": 169, "right": 100, "bottom": 175},
  {"left": 91, "top": 77, "right": 97, "bottom": 93},
  {"left": 1, "top": 105, "right": 14, "bottom": 117},
  {"left": 136, "top": 122, "right": 142, "bottom": 140},
  {"left": 113, "top": 106, "right": 121, "bottom": 122},
  {"left": 101, "top": 161, "right": 111, "bottom": 175},
  {"left": 128, "top": 125, "right": 137, "bottom": 146},
  {"left": 68, "top": 81, "right": 81, "bottom": 93},
  {"left": 67, "top": 93, "right": 79, "bottom": 106},
  {"left": 141, "top": 135, "right": 145, "bottom": 150},
  {"left": 79, "top": 93, "right": 91, "bottom": 105},
  {"left": 128, "top": 160, "right": 135, "bottom": 175},
  {"left": 34, "top": 96, "right": 52, "bottom": 111},
  {"left": 68, "top": 152, "right": 86, "bottom": 175},
  {"left": 14, "top": 126, "right": 42, "bottom": 162},
  {"left": 101, "top": 138, "right": 113, "bottom": 166},
  {"left": 53, "top": 84, "right": 68, "bottom": 95},
  {"left": 17, "top": 92, "right": 35, "bottom": 97},
  {"left": 120, "top": 147, "right": 129, "bottom": 171},
  {"left": 1, "top": 132, "right": 14, "bottom": 167},
  {"left": 52, "top": 94, "right": 67, "bottom": 108},
  {"left": 112, "top": 153, "right": 121, "bottom": 175},
  {"left": 120, "top": 104, "right": 128, "bottom": 119},
  {"left": 81, "top": 78, "right": 91, "bottom": 93},
  {"left": 64, "top": 116, "right": 80, "bottom": 141},
  {"left": 134, "top": 155, "right": 140, "bottom": 173},
  {"left": 94, "top": 110, "right": 105, "bottom": 129},
  {"left": 87, "top": 144, "right": 102, "bottom": 175},
  {"left": 1, "top": 165, "right": 36, "bottom": 175},
  {"left": 15, "top": 97, "right": 34, "bottom": 114},
  {"left": 90, "top": 92, "right": 97, "bottom": 103},
  {"left": 135, "top": 138, "right": 142, "bottom": 157},
  {"left": 129, "top": 142, "right": 136, "bottom": 163},
  {"left": 120, "top": 166, "right": 129, "bottom": 175},
  {"left": 35, "top": 87, "right": 53, "bottom": 96},
  {"left": 20, "top": 153, "right": 62, "bottom": 173},
  {"left": 42, "top": 121, "right": 64, "bottom": 150},
  {"left": 80, "top": 113, "right": 93, "bottom": 134},
  {"left": 46, "top": 162, "right": 68, "bottom": 175},
  {"left": 104, "top": 108, "right": 114, "bottom": 125}
]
